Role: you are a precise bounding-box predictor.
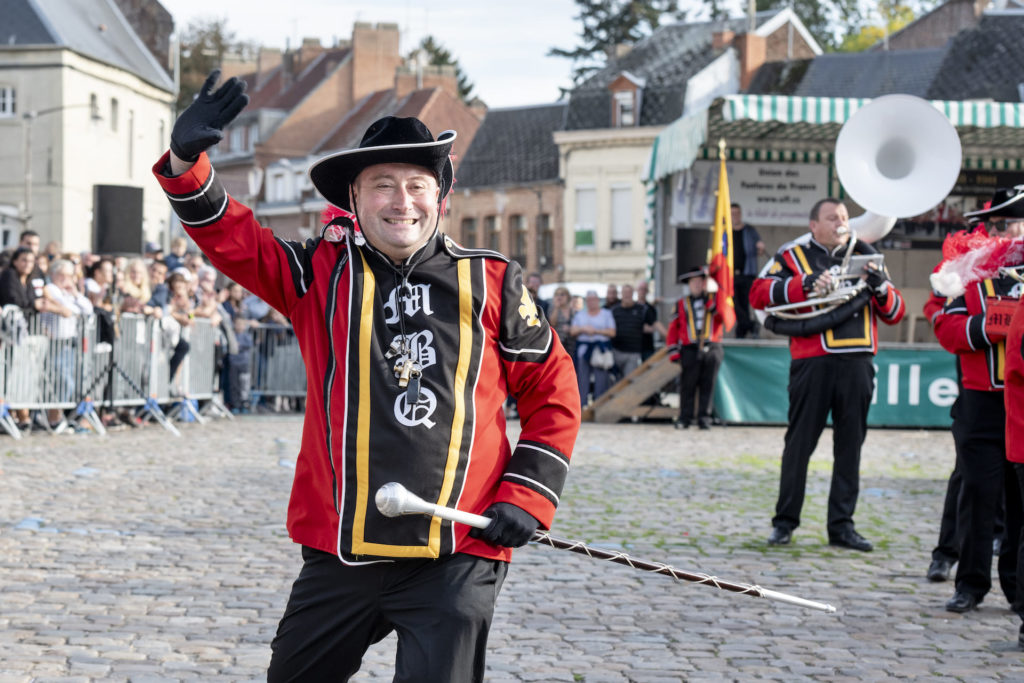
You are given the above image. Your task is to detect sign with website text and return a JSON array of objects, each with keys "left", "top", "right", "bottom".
[
  {"left": 670, "top": 161, "right": 829, "bottom": 228},
  {"left": 714, "top": 344, "right": 957, "bottom": 427}
]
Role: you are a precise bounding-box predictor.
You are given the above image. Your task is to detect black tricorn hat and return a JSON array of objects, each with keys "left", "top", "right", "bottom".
[
  {"left": 677, "top": 265, "right": 709, "bottom": 283},
  {"left": 308, "top": 116, "right": 456, "bottom": 212},
  {"left": 964, "top": 186, "right": 1024, "bottom": 223}
]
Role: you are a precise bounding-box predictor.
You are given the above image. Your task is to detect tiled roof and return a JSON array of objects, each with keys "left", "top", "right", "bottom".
[
  {"left": 4, "top": 0, "right": 55, "bottom": 44},
  {"left": 455, "top": 103, "right": 567, "bottom": 189},
  {"left": 792, "top": 48, "right": 948, "bottom": 98},
  {"left": 1, "top": 0, "right": 174, "bottom": 91},
  {"left": 314, "top": 87, "right": 482, "bottom": 171},
  {"left": 240, "top": 48, "right": 351, "bottom": 112},
  {"left": 927, "top": 13, "right": 1024, "bottom": 102},
  {"left": 564, "top": 13, "right": 776, "bottom": 130},
  {"left": 745, "top": 59, "right": 813, "bottom": 95},
  {"left": 315, "top": 89, "right": 398, "bottom": 152}
]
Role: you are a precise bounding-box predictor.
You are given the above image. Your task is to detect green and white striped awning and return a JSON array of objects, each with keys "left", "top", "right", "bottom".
[{"left": 723, "top": 94, "right": 1024, "bottom": 128}]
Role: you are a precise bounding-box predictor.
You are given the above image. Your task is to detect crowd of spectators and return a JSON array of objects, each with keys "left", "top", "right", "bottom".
[{"left": 0, "top": 230, "right": 287, "bottom": 432}]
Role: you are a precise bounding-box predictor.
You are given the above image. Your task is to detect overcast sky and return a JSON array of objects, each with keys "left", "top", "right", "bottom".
[{"left": 162, "top": 0, "right": 591, "bottom": 108}]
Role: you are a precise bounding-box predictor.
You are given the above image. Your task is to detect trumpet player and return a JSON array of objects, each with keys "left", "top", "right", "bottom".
[{"left": 751, "top": 198, "right": 905, "bottom": 551}]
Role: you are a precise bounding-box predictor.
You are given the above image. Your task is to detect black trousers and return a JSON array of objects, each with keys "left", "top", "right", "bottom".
[
  {"left": 734, "top": 274, "right": 757, "bottom": 338},
  {"left": 952, "top": 389, "right": 1019, "bottom": 602},
  {"left": 933, "top": 464, "right": 962, "bottom": 563},
  {"left": 268, "top": 547, "right": 508, "bottom": 683},
  {"left": 678, "top": 343, "right": 723, "bottom": 425},
  {"left": 772, "top": 354, "right": 874, "bottom": 536},
  {"left": 1009, "top": 463, "right": 1024, "bottom": 620}
]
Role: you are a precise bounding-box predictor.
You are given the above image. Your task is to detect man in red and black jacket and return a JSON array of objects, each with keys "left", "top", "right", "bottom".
[
  {"left": 666, "top": 265, "right": 725, "bottom": 429},
  {"left": 750, "top": 198, "right": 904, "bottom": 552},
  {"left": 154, "top": 71, "right": 581, "bottom": 682},
  {"left": 933, "top": 189, "right": 1024, "bottom": 615}
]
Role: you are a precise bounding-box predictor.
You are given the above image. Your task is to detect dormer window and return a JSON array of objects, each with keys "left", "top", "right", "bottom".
[
  {"left": 614, "top": 90, "right": 635, "bottom": 126},
  {"left": 608, "top": 71, "right": 645, "bottom": 128}
]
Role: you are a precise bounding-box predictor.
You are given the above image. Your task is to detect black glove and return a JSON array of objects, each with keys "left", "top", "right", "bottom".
[
  {"left": 863, "top": 265, "right": 889, "bottom": 296},
  {"left": 171, "top": 69, "right": 249, "bottom": 162},
  {"left": 469, "top": 502, "right": 539, "bottom": 548},
  {"left": 802, "top": 271, "right": 827, "bottom": 295}
]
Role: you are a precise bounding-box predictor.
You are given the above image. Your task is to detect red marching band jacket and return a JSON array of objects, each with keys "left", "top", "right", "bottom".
[
  {"left": 665, "top": 293, "right": 723, "bottom": 361},
  {"left": 932, "top": 273, "right": 1022, "bottom": 392},
  {"left": 750, "top": 234, "right": 905, "bottom": 359},
  {"left": 152, "top": 152, "right": 581, "bottom": 564}
]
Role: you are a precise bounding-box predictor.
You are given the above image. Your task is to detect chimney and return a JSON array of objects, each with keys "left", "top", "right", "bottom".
[
  {"left": 734, "top": 32, "right": 766, "bottom": 91},
  {"left": 258, "top": 47, "right": 282, "bottom": 80},
  {"left": 712, "top": 29, "right": 735, "bottom": 50},
  {"left": 352, "top": 22, "right": 402, "bottom": 100}
]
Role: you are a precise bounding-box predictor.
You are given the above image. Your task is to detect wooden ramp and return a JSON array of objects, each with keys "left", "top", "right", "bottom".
[{"left": 583, "top": 347, "right": 679, "bottom": 423}]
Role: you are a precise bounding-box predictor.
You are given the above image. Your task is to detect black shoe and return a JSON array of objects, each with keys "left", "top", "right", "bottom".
[
  {"left": 767, "top": 526, "right": 791, "bottom": 545},
  {"left": 698, "top": 419, "right": 711, "bottom": 430},
  {"left": 829, "top": 529, "right": 873, "bottom": 552},
  {"left": 674, "top": 420, "right": 690, "bottom": 430},
  {"left": 945, "top": 590, "right": 980, "bottom": 613},
  {"left": 927, "top": 558, "right": 953, "bottom": 582}
]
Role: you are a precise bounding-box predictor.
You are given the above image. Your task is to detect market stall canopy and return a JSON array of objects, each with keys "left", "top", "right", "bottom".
[{"left": 649, "top": 94, "right": 1024, "bottom": 183}]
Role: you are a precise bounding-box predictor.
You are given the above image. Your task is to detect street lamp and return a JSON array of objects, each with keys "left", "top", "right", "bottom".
[{"left": 22, "top": 102, "right": 102, "bottom": 231}]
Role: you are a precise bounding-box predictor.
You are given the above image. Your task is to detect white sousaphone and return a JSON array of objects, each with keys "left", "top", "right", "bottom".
[{"left": 764, "top": 94, "right": 963, "bottom": 324}]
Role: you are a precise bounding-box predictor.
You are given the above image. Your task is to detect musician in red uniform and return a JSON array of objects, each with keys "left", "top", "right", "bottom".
[
  {"left": 1007, "top": 287, "right": 1024, "bottom": 648},
  {"left": 666, "top": 265, "right": 724, "bottom": 430},
  {"left": 154, "top": 71, "right": 581, "bottom": 681},
  {"left": 750, "top": 198, "right": 905, "bottom": 551},
  {"left": 932, "top": 188, "right": 1024, "bottom": 614}
]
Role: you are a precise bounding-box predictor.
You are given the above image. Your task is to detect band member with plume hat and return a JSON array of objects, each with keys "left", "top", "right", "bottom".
[{"left": 930, "top": 186, "right": 1024, "bottom": 622}]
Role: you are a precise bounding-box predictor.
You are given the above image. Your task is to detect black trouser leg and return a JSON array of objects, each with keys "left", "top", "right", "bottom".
[
  {"left": 734, "top": 275, "right": 755, "bottom": 338},
  {"left": 773, "top": 357, "right": 832, "bottom": 531},
  {"left": 1012, "top": 463, "right": 1024, "bottom": 620},
  {"left": 168, "top": 339, "right": 190, "bottom": 379},
  {"left": 953, "top": 389, "right": 1008, "bottom": 600},
  {"left": 678, "top": 346, "right": 700, "bottom": 424},
  {"left": 268, "top": 547, "right": 507, "bottom": 683},
  {"left": 998, "top": 459, "right": 1021, "bottom": 605},
  {"left": 826, "top": 356, "right": 873, "bottom": 536},
  {"left": 933, "top": 464, "right": 962, "bottom": 562},
  {"left": 695, "top": 344, "right": 724, "bottom": 422}
]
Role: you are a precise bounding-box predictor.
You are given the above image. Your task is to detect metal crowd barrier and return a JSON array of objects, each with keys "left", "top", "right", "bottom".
[
  {"left": 0, "top": 306, "right": 225, "bottom": 438},
  {"left": 249, "top": 322, "right": 306, "bottom": 404}
]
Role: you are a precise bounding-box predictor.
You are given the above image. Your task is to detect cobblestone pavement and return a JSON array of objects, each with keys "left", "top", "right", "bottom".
[{"left": 2, "top": 416, "right": 1023, "bottom": 682}]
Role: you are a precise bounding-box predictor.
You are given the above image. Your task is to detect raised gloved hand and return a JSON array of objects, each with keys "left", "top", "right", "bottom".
[
  {"left": 863, "top": 264, "right": 889, "bottom": 296},
  {"left": 469, "top": 502, "right": 539, "bottom": 548},
  {"left": 171, "top": 69, "right": 249, "bottom": 163}
]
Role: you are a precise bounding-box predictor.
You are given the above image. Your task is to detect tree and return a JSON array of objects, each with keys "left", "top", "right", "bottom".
[
  {"left": 836, "top": 1, "right": 915, "bottom": 52},
  {"left": 755, "top": 0, "right": 864, "bottom": 51},
  {"left": 409, "top": 36, "right": 475, "bottom": 102},
  {"left": 176, "top": 18, "right": 256, "bottom": 112},
  {"left": 548, "top": 0, "right": 688, "bottom": 88}
]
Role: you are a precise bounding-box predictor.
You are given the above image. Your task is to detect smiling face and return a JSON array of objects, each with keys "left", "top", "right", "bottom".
[
  {"left": 12, "top": 250, "right": 35, "bottom": 277},
  {"left": 351, "top": 163, "right": 440, "bottom": 263}
]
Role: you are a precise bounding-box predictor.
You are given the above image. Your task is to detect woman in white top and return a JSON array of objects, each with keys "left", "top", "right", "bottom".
[
  {"left": 570, "top": 290, "right": 616, "bottom": 406},
  {"left": 41, "top": 259, "right": 93, "bottom": 426}
]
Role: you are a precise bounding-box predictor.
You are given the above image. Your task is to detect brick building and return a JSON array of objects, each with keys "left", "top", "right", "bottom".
[{"left": 446, "top": 103, "right": 567, "bottom": 276}]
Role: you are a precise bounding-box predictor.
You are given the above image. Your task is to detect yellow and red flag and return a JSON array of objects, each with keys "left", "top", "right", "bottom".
[{"left": 709, "top": 148, "right": 736, "bottom": 332}]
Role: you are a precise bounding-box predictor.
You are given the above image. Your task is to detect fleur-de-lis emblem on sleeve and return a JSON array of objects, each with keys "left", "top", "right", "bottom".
[{"left": 518, "top": 287, "right": 540, "bottom": 327}]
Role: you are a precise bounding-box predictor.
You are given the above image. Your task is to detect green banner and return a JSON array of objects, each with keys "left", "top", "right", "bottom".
[{"left": 714, "top": 343, "right": 958, "bottom": 427}]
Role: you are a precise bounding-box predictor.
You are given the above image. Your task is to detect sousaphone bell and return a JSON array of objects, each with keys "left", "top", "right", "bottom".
[{"left": 764, "top": 94, "right": 963, "bottom": 326}]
